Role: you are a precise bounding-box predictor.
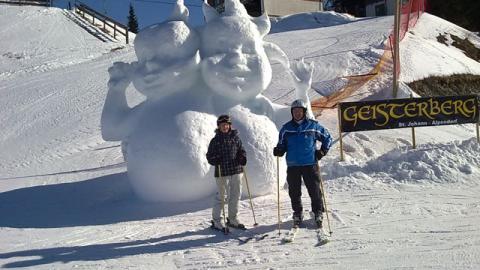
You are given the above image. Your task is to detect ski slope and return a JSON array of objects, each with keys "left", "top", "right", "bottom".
[{"left": 1, "top": 5, "right": 480, "bottom": 270}]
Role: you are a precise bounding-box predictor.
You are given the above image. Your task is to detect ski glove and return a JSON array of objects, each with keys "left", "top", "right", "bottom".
[
  {"left": 315, "top": 149, "right": 327, "bottom": 160},
  {"left": 236, "top": 155, "right": 247, "bottom": 166},
  {"left": 273, "top": 146, "right": 285, "bottom": 157},
  {"left": 207, "top": 155, "right": 221, "bottom": 166},
  {"left": 236, "top": 152, "right": 247, "bottom": 166}
]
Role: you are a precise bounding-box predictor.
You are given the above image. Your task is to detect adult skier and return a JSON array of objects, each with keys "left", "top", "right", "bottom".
[
  {"left": 206, "top": 115, "right": 247, "bottom": 232},
  {"left": 273, "top": 99, "right": 332, "bottom": 229}
]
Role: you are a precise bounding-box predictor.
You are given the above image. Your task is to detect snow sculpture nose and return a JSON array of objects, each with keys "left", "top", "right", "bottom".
[{"left": 228, "top": 45, "right": 247, "bottom": 66}]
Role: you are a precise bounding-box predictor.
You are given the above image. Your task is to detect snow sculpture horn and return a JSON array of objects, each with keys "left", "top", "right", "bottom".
[
  {"left": 224, "top": 0, "right": 249, "bottom": 17},
  {"left": 251, "top": 13, "right": 270, "bottom": 37},
  {"left": 169, "top": 0, "right": 189, "bottom": 22},
  {"left": 224, "top": 0, "right": 270, "bottom": 36},
  {"left": 264, "top": 42, "right": 290, "bottom": 69},
  {"left": 203, "top": 1, "right": 219, "bottom": 22},
  {"left": 203, "top": 0, "right": 270, "bottom": 37}
]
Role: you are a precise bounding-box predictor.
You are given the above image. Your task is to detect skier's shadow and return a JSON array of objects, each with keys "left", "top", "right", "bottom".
[
  {"left": 0, "top": 221, "right": 284, "bottom": 268},
  {"left": 0, "top": 172, "right": 212, "bottom": 228},
  {"left": 0, "top": 227, "right": 229, "bottom": 268}
]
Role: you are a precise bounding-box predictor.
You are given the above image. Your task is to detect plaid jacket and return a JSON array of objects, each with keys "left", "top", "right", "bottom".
[{"left": 206, "top": 129, "right": 246, "bottom": 177}]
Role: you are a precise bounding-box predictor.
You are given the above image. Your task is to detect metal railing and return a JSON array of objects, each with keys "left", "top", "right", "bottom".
[{"left": 73, "top": 0, "right": 130, "bottom": 44}]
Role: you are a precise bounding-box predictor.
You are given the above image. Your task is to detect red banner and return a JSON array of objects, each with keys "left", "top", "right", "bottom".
[{"left": 388, "top": 0, "right": 427, "bottom": 77}]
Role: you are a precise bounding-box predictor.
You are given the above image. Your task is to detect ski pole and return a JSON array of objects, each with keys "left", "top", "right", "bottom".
[
  {"left": 318, "top": 163, "right": 333, "bottom": 236},
  {"left": 277, "top": 156, "right": 281, "bottom": 236},
  {"left": 217, "top": 165, "right": 228, "bottom": 234},
  {"left": 242, "top": 166, "right": 258, "bottom": 226}
]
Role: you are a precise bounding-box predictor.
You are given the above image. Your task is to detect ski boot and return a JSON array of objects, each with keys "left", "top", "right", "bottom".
[
  {"left": 227, "top": 217, "right": 246, "bottom": 230},
  {"left": 292, "top": 212, "right": 303, "bottom": 228},
  {"left": 313, "top": 212, "right": 329, "bottom": 245},
  {"left": 211, "top": 219, "right": 229, "bottom": 234},
  {"left": 314, "top": 213, "right": 323, "bottom": 229}
]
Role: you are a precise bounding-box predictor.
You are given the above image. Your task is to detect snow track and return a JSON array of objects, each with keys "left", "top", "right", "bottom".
[{"left": 0, "top": 5, "right": 122, "bottom": 80}]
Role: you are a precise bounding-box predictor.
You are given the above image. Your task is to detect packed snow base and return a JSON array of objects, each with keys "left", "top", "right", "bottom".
[{"left": 1, "top": 2, "right": 480, "bottom": 270}]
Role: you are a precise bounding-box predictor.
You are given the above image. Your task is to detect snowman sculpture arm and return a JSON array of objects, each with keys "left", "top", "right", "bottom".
[
  {"left": 287, "top": 59, "right": 315, "bottom": 119},
  {"left": 263, "top": 42, "right": 315, "bottom": 121},
  {"left": 101, "top": 62, "right": 134, "bottom": 141}
]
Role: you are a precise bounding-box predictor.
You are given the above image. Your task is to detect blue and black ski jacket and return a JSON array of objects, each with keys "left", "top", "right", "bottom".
[{"left": 276, "top": 118, "right": 332, "bottom": 167}]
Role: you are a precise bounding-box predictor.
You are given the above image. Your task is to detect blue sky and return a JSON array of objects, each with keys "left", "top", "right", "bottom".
[{"left": 53, "top": 0, "right": 206, "bottom": 28}]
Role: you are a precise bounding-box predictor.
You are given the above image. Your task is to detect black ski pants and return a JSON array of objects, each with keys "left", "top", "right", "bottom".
[{"left": 286, "top": 164, "right": 324, "bottom": 217}]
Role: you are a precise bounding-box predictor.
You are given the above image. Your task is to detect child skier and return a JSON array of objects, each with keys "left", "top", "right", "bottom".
[{"left": 206, "top": 115, "right": 247, "bottom": 232}]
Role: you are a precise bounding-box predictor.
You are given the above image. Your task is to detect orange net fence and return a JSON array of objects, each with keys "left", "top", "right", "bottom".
[
  {"left": 401, "top": 0, "right": 427, "bottom": 41},
  {"left": 311, "top": 0, "right": 428, "bottom": 115}
]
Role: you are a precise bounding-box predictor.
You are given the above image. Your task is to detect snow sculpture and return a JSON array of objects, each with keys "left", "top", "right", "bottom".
[
  {"left": 101, "top": 0, "right": 218, "bottom": 202},
  {"left": 101, "top": 0, "right": 315, "bottom": 202}
]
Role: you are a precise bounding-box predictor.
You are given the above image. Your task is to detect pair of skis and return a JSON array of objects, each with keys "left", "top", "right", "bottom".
[
  {"left": 282, "top": 226, "right": 300, "bottom": 243},
  {"left": 210, "top": 219, "right": 248, "bottom": 233},
  {"left": 209, "top": 221, "right": 329, "bottom": 246},
  {"left": 210, "top": 221, "right": 269, "bottom": 244},
  {"left": 283, "top": 224, "right": 330, "bottom": 246},
  {"left": 237, "top": 233, "right": 269, "bottom": 244}
]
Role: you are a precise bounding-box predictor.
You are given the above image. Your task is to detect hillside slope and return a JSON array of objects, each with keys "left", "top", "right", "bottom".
[
  {"left": 401, "top": 13, "right": 480, "bottom": 82},
  {"left": 0, "top": 6, "right": 122, "bottom": 80}
]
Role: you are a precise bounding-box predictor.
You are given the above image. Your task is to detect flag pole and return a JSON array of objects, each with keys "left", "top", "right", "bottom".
[{"left": 393, "top": 0, "right": 401, "bottom": 98}]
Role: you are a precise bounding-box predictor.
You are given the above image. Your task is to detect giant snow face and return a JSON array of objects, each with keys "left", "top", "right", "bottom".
[
  {"left": 132, "top": 21, "right": 200, "bottom": 100},
  {"left": 200, "top": 17, "right": 272, "bottom": 102}
]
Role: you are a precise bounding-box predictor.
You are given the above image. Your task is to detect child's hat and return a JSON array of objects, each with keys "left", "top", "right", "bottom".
[{"left": 217, "top": 115, "right": 232, "bottom": 125}]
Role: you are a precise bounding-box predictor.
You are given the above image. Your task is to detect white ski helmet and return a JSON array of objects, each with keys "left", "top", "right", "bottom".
[
  {"left": 290, "top": 99, "right": 308, "bottom": 119},
  {"left": 291, "top": 99, "right": 307, "bottom": 110}
]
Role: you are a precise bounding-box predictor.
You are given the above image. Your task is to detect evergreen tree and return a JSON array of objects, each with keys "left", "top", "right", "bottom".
[{"left": 127, "top": 3, "right": 139, "bottom": 33}]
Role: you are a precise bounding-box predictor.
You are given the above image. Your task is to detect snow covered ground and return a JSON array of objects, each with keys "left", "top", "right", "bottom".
[{"left": 1, "top": 4, "right": 479, "bottom": 269}]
